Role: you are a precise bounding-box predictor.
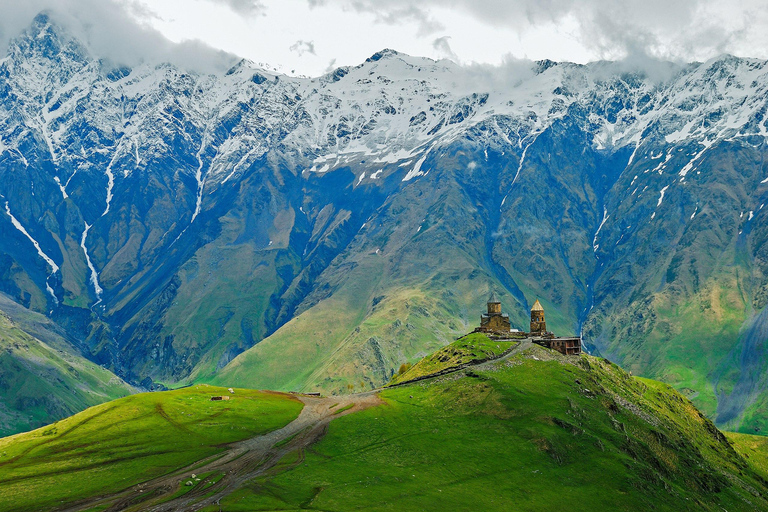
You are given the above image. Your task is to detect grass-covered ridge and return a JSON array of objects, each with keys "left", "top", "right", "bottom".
[
  {"left": 4, "top": 345, "right": 768, "bottom": 511},
  {"left": 209, "top": 348, "right": 768, "bottom": 512},
  {"left": 211, "top": 281, "right": 478, "bottom": 394},
  {"left": 727, "top": 432, "right": 768, "bottom": 479},
  {"left": 0, "top": 385, "right": 303, "bottom": 512},
  {"left": 0, "top": 308, "right": 134, "bottom": 437},
  {"left": 389, "top": 332, "right": 517, "bottom": 384}
]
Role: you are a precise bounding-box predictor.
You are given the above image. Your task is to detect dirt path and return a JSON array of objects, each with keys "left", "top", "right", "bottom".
[
  {"left": 56, "top": 340, "right": 538, "bottom": 511},
  {"left": 58, "top": 392, "right": 383, "bottom": 512},
  {"left": 475, "top": 338, "right": 533, "bottom": 369},
  {"left": 388, "top": 338, "right": 534, "bottom": 388}
]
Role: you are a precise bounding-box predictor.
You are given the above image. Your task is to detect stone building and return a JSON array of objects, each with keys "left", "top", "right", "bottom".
[
  {"left": 547, "top": 337, "right": 582, "bottom": 355},
  {"left": 530, "top": 299, "right": 546, "bottom": 334},
  {"left": 479, "top": 294, "right": 511, "bottom": 333},
  {"left": 472, "top": 295, "right": 582, "bottom": 356},
  {"left": 528, "top": 299, "right": 582, "bottom": 356}
]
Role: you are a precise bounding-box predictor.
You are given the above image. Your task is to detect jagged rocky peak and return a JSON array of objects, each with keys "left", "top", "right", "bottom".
[
  {"left": 9, "top": 12, "right": 88, "bottom": 64},
  {"left": 534, "top": 59, "right": 559, "bottom": 74},
  {"left": 3, "top": 13, "right": 92, "bottom": 98},
  {"left": 224, "top": 58, "right": 276, "bottom": 83},
  {"left": 366, "top": 48, "right": 401, "bottom": 62}
]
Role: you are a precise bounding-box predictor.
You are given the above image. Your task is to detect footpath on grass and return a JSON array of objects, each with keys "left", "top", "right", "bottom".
[
  {"left": 387, "top": 338, "right": 533, "bottom": 388},
  {"left": 58, "top": 393, "right": 382, "bottom": 512},
  {"left": 55, "top": 336, "right": 538, "bottom": 512}
]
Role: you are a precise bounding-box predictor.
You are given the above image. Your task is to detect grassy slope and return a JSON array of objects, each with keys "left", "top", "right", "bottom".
[
  {"left": 595, "top": 274, "right": 756, "bottom": 429},
  {"left": 389, "top": 332, "right": 517, "bottom": 384},
  {"left": 208, "top": 257, "right": 385, "bottom": 393},
  {"left": 0, "top": 385, "right": 303, "bottom": 512},
  {"left": 211, "top": 348, "right": 768, "bottom": 512},
  {"left": 210, "top": 259, "right": 506, "bottom": 394},
  {"left": 0, "top": 310, "right": 134, "bottom": 437},
  {"left": 609, "top": 279, "right": 744, "bottom": 416},
  {"left": 123, "top": 241, "right": 285, "bottom": 383},
  {"left": 728, "top": 432, "right": 768, "bottom": 479}
]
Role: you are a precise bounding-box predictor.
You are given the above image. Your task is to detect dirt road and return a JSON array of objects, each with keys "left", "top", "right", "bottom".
[
  {"left": 58, "top": 392, "right": 383, "bottom": 512},
  {"left": 57, "top": 339, "right": 541, "bottom": 511}
]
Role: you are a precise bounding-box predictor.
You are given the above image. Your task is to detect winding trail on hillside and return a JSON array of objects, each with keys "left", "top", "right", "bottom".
[
  {"left": 57, "top": 338, "right": 538, "bottom": 511},
  {"left": 57, "top": 393, "right": 382, "bottom": 512},
  {"left": 387, "top": 338, "right": 534, "bottom": 388}
]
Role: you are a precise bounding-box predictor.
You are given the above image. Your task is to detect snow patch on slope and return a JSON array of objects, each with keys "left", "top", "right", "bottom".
[
  {"left": 593, "top": 207, "right": 609, "bottom": 252},
  {"left": 657, "top": 185, "right": 670, "bottom": 207},
  {"left": 4, "top": 201, "right": 58, "bottom": 302},
  {"left": 81, "top": 222, "right": 103, "bottom": 300},
  {"left": 403, "top": 150, "right": 430, "bottom": 181}
]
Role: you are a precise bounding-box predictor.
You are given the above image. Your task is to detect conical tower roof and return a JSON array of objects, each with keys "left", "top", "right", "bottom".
[
  {"left": 488, "top": 292, "right": 500, "bottom": 304},
  {"left": 531, "top": 299, "right": 544, "bottom": 311}
]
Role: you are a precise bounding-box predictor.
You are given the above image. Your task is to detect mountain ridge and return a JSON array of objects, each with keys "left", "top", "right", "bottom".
[{"left": 2, "top": 12, "right": 768, "bottom": 433}]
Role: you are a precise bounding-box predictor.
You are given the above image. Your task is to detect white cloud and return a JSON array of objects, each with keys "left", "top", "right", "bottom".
[
  {"left": 432, "top": 36, "right": 458, "bottom": 62},
  {"left": 308, "top": 0, "right": 444, "bottom": 35},
  {"left": 0, "top": 0, "right": 238, "bottom": 73},
  {"left": 304, "top": 0, "right": 768, "bottom": 64},
  {"left": 207, "top": 0, "right": 266, "bottom": 16},
  {"left": 289, "top": 40, "right": 316, "bottom": 57}
]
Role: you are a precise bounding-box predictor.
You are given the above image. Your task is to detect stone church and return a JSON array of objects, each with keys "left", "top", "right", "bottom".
[
  {"left": 479, "top": 293, "right": 511, "bottom": 333},
  {"left": 474, "top": 295, "right": 582, "bottom": 355}
]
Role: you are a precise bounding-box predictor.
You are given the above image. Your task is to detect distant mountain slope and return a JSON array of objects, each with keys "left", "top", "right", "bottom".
[
  {"left": 2, "top": 13, "right": 768, "bottom": 431},
  {"left": 2, "top": 346, "right": 768, "bottom": 511},
  {"left": 0, "top": 300, "right": 133, "bottom": 436}
]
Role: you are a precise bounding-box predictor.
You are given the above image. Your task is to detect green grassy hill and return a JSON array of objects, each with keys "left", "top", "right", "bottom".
[
  {"left": 0, "top": 385, "right": 303, "bottom": 512},
  {"left": 0, "top": 308, "right": 135, "bottom": 436},
  {"left": 389, "top": 332, "right": 518, "bottom": 384},
  {"left": 2, "top": 345, "right": 768, "bottom": 511},
  {"left": 211, "top": 347, "right": 768, "bottom": 511}
]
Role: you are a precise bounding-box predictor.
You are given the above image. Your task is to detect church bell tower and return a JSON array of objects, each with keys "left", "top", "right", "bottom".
[
  {"left": 530, "top": 299, "right": 546, "bottom": 334},
  {"left": 487, "top": 294, "right": 502, "bottom": 315}
]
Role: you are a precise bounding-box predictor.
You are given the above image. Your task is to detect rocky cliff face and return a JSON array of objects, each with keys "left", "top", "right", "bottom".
[{"left": 3, "top": 14, "right": 768, "bottom": 432}]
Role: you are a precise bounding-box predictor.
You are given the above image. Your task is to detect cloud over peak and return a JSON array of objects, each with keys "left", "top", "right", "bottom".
[
  {"left": 0, "top": 0, "right": 764, "bottom": 80},
  {"left": 304, "top": 0, "right": 768, "bottom": 64},
  {"left": 0, "top": 0, "right": 239, "bottom": 74},
  {"left": 290, "top": 40, "right": 316, "bottom": 57}
]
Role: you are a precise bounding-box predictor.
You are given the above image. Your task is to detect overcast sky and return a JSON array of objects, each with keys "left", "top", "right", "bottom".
[{"left": 1, "top": 0, "right": 767, "bottom": 76}]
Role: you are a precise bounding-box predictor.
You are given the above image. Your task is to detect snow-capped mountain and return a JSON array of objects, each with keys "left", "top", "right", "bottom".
[{"left": 3, "top": 13, "right": 768, "bottom": 433}]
